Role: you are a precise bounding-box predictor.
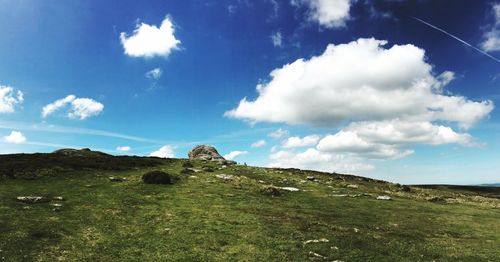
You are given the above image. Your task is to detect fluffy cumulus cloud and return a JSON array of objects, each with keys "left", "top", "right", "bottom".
[
  {"left": 42, "top": 95, "right": 104, "bottom": 120},
  {"left": 120, "top": 16, "right": 181, "bottom": 58},
  {"left": 251, "top": 139, "right": 267, "bottom": 148},
  {"left": 227, "top": 38, "right": 494, "bottom": 172},
  {"left": 316, "top": 120, "right": 474, "bottom": 159},
  {"left": 150, "top": 145, "right": 175, "bottom": 158},
  {"left": 268, "top": 128, "right": 289, "bottom": 139},
  {"left": 292, "top": 0, "right": 352, "bottom": 28},
  {"left": 282, "top": 135, "right": 320, "bottom": 148},
  {"left": 269, "top": 148, "right": 374, "bottom": 174},
  {"left": 145, "top": 68, "right": 163, "bottom": 79},
  {"left": 226, "top": 38, "right": 493, "bottom": 128},
  {"left": 4, "top": 131, "right": 26, "bottom": 144},
  {"left": 116, "top": 146, "right": 131, "bottom": 152},
  {"left": 224, "top": 150, "right": 248, "bottom": 160},
  {"left": 0, "top": 86, "right": 23, "bottom": 113},
  {"left": 481, "top": 3, "right": 500, "bottom": 52}
]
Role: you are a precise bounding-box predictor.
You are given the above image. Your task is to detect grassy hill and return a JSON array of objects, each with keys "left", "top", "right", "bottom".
[{"left": 0, "top": 150, "right": 499, "bottom": 261}]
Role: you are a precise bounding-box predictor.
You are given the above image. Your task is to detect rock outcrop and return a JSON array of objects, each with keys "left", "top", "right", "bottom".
[
  {"left": 52, "top": 148, "right": 109, "bottom": 157},
  {"left": 188, "top": 145, "right": 224, "bottom": 161},
  {"left": 188, "top": 145, "right": 236, "bottom": 165}
]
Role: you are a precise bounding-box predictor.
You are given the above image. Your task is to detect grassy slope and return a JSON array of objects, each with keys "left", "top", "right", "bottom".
[{"left": 0, "top": 157, "right": 499, "bottom": 261}]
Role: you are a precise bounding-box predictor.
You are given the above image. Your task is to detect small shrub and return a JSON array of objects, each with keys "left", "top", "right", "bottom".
[
  {"left": 261, "top": 186, "right": 281, "bottom": 197},
  {"left": 182, "top": 161, "right": 193, "bottom": 168},
  {"left": 142, "top": 171, "right": 173, "bottom": 185},
  {"left": 202, "top": 166, "right": 214, "bottom": 172}
]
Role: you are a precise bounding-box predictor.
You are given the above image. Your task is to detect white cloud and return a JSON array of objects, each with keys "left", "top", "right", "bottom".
[
  {"left": 69, "top": 98, "right": 104, "bottom": 120},
  {"left": 251, "top": 139, "right": 267, "bottom": 148},
  {"left": 282, "top": 134, "right": 320, "bottom": 148},
  {"left": 224, "top": 150, "right": 248, "bottom": 160},
  {"left": 316, "top": 120, "right": 473, "bottom": 160},
  {"left": 292, "top": 0, "right": 352, "bottom": 28},
  {"left": 226, "top": 38, "right": 493, "bottom": 129},
  {"left": 481, "top": 3, "right": 500, "bottom": 52},
  {"left": 4, "top": 130, "right": 26, "bottom": 144},
  {"left": 268, "top": 128, "right": 289, "bottom": 139},
  {"left": 145, "top": 68, "right": 163, "bottom": 79},
  {"left": 120, "top": 16, "right": 181, "bottom": 58},
  {"left": 271, "top": 31, "right": 283, "bottom": 47},
  {"left": 116, "top": 146, "right": 131, "bottom": 152},
  {"left": 0, "top": 86, "right": 24, "bottom": 113},
  {"left": 227, "top": 38, "right": 493, "bottom": 171},
  {"left": 42, "top": 95, "right": 104, "bottom": 120},
  {"left": 150, "top": 145, "right": 175, "bottom": 158},
  {"left": 269, "top": 148, "right": 374, "bottom": 174}
]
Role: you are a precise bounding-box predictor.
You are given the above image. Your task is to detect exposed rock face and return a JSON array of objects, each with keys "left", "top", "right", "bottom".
[
  {"left": 52, "top": 148, "right": 109, "bottom": 157},
  {"left": 188, "top": 145, "right": 225, "bottom": 161},
  {"left": 188, "top": 145, "right": 237, "bottom": 165}
]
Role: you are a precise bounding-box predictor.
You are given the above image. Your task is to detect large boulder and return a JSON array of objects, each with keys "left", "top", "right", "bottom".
[
  {"left": 188, "top": 145, "right": 225, "bottom": 161},
  {"left": 188, "top": 145, "right": 238, "bottom": 166}
]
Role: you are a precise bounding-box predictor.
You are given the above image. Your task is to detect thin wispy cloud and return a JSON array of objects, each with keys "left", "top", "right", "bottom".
[{"left": 412, "top": 16, "right": 500, "bottom": 63}]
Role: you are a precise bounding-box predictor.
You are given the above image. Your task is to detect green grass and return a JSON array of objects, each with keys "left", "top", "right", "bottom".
[{"left": 0, "top": 157, "right": 499, "bottom": 261}]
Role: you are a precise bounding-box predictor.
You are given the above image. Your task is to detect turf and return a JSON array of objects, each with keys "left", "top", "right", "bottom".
[{"left": 0, "top": 154, "right": 499, "bottom": 261}]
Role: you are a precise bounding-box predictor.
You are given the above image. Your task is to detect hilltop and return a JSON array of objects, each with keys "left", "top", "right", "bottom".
[{"left": 0, "top": 149, "right": 499, "bottom": 261}]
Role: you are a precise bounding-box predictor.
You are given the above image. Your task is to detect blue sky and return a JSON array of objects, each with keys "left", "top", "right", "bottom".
[{"left": 0, "top": 0, "right": 499, "bottom": 185}]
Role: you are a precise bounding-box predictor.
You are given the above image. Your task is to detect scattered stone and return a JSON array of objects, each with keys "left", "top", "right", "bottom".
[
  {"left": 306, "top": 176, "right": 316, "bottom": 181},
  {"left": 308, "top": 251, "right": 326, "bottom": 259},
  {"left": 188, "top": 176, "right": 198, "bottom": 179},
  {"left": 258, "top": 180, "right": 266, "bottom": 184},
  {"left": 376, "top": 195, "right": 392, "bottom": 200},
  {"left": 16, "top": 196, "right": 49, "bottom": 204},
  {"left": 354, "top": 228, "right": 360, "bottom": 233},
  {"left": 186, "top": 168, "right": 202, "bottom": 173},
  {"left": 346, "top": 184, "right": 359, "bottom": 189},
  {"left": 108, "top": 176, "right": 125, "bottom": 182},
  {"left": 331, "top": 246, "right": 339, "bottom": 251},
  {"left": 331, "top": 194, "right": 349, "bottom": 197},
  {"left": 304, "top": 238, "right": 329, "bottom": 244},
  {"left": 50, "top": 203, "right": 63, "bottom": 207},
  {"left": 216, "top": 174, "right": 234, "bottom": 180},
  {"left": 22, "top": 206, "right": 31, "bottom": 210},
  {"left": 275, "top": 187, "right": 300, "bottom": 192},
  {"left": 142, "top": 171, "right": 174, "bottom": 185},
  {"left": 261, "top": 186, "right": 281, "bottom": 197},
  {"left": 52, "top": 196, "right": 64, "bottom": 201},
  {"left": 220, "top": 165, "right": 227, "bottom": 169}
]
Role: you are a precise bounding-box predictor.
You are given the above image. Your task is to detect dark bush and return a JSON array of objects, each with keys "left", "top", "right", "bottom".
[
  {"left": 142, "top": 171, "right": 174, "bottom": 184},
  {"left": 202, "top": 166, "right": 214, "bottom": 172},
  {"left": 182, "top": 161, "right": 193, "bottom": 168},
  {"left": 180, "top": 168, "right": 194, "bottom": 175},
  {"left": 261, "top": 186, "right": 281, "bottom": 197}
]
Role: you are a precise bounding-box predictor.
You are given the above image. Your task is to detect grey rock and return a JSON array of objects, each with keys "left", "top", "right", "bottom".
[
  {"left": 188, "top": 145, "right": 225, "bottom": 161},
  {"left": 16, "top": 196, "right": 49, "bottom": 204},
  {"left": 376, "top": 195, "right": 392, "bottom": 200}
]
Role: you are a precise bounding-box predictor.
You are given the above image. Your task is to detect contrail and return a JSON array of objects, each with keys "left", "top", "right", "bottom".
[{"left": 412, "top": 16, "right": 500, "bottom": 63}]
